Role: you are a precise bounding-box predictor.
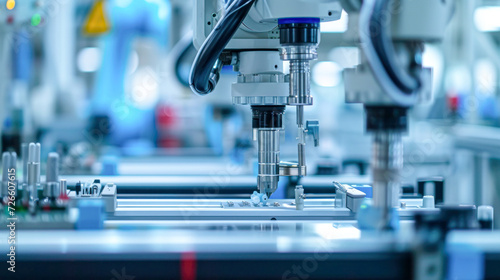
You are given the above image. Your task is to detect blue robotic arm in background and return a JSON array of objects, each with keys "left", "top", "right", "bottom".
[{"left": 89, "top": 0, "right": 170, "bottom": 149}]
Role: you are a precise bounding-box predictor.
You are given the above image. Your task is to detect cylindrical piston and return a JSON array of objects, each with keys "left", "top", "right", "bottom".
[
  {"left": 60, "top": 179, "right": 67, "bottom": 197},
  {"left": 46, "top": 153, "right": 59, "bottom": 183},
  {"left": 27, "top": 162, "right": 39, "bottom": 200},
  {"left": 43, "top": 182, "right": 60, "bottom": 199},
  {"left": 257, "top": 129, "right": 281, "bottom": 195},
  {"left": 372, "top": 131, "right": 403, "bottom": 209}
]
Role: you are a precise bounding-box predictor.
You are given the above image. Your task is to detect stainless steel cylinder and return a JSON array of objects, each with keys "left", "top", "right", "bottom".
[
  {"left": 22, "top": 143, "right": 28, "bottom": 183},
  {"left": 281, "top": 45, "right": 317, "bottom": 106},
  {"left": 296, "top": 105, "right": 304, "bottom": 126},
  {"left": 288, "top": 60, "right": 313, "bottom": 105},
  {"left": 372, "top": 131, "right": 403, "bottom": 207},
  {"left": 371, "top": 131, "right": 403, "bottom": 228},
  {"left": 257, "top": 129, "right": 281, "bottom": 196},
  {"left": 46, "top": 152, "right": 59, "bottom": 183},
  {"left": 43, "top": 182, "right": 60, "bottom": 199},
  {"left": 35, "top": 143, "right": 41, "bottom": 184},
  {"left": 27, "top": 162, "right": 40, "bottom": 201},
  {"left": 2, "top": 152, "right": 10, "bottom": 182},
  {"left": 298, "top": 143, "right": 306, "bottom": 176},
  {"left": 1, "top": 152, "right": 10, "bottom": 197},
  {"left": 10, "top": 152, "right": 16, "bottom": 172},
  {"left": 60, "top": 179, "right": 67, "bottom": 196}
]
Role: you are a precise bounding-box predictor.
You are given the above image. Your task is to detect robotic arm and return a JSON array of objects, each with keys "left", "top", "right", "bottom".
[
  {"left": 344, "top": 0, "right": 454, "bottom": 229},
  {"left": 190, "top": 0, "right": 342, "bottom": 197}
]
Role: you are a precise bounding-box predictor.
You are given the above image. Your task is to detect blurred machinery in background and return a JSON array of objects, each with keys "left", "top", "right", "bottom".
[
  {"left": 0, "top": 0, "right": 45, "bottom": 154},
  {"left": 4, "top": 0, "right": 500, "bottom": 279}
]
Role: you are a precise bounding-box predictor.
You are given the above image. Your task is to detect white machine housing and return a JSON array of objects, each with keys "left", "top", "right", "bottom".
[
  {"left": 343, "top": 0, "right": 453, "bottom": 106},
  {"left": 193, "top": 0, "right": 343, "bottom": 50}
]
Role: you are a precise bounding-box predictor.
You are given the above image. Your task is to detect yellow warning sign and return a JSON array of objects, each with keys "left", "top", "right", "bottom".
[{"left": 83, "top": 0, "right": 110, "bottom": 36}]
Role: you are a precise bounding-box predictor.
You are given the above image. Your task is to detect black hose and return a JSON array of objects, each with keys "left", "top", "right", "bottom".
[
  {"left": 189, "top": 0, "right": 256, "bottom": 96},
  {"left": 174, "top": 38, "right": 196, "bottom": 87},
  {"left": 369, "top": 0, "right": 420, "bottom": 94}
]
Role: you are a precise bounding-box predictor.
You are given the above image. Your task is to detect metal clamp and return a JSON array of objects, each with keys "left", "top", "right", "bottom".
[
  {"left": 306, "top": 120, "right": 320, "bottom": 146},
  {"left": 279, "top": 161, "right": 307, "bottom": 177}
]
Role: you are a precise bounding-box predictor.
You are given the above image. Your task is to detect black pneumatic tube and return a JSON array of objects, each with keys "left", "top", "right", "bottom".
[{"left": 189, "top": 0, "right": 256, "bottom": 96}]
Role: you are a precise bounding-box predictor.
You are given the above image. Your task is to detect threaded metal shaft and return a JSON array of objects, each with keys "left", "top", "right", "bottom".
[
  {"left": 257, "top": 129, "right": 280, "bottom": 196},
  {"left": 371, "top": 131, "right": 403, "bottom": 229}
]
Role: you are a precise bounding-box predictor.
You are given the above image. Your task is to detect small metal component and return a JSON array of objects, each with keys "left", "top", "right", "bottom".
[
  {"left": 334, "top": 181, "right": 346, "bottom": 208},
  {"left": 295, "top": 185, "right": 305, "bottom": 210},
  {"left": 297, "top": 143, "right": 305, "bottom": 175},
  {"left": 46, "top": 153, "right": 59, "bottom": 183},
  {"left": 81, "top": 182, "right": 91, "bottom": 197},
  {"left": 334, "top": 182, "right": 366, "bottom": 212},
  {"left": 27, "top": 162, "right": 38, "bottom": 188},
  {"left": 75, "top": 181, "right": 82, "bottom": 196},
  {"left": 286, "top": 59, "right": 314, "bottom": 106},
  {"left": 273, "top": 202, "right": 281, "bottom": 207},
  {"left": 279, "top": 161, "right": 307, "bottom": 177},
  {"left": 25, "top": 142, "right": 41, "bottom": 204},
  {"left": 92, "top": 179, "right": 102, "bottom": 197},
  {"left": 44, "top": 182, "right": 59, "bottom": 199},
  {"left": 21, "top": 143, "right": 28, "bottom": 184},
  {"left": 306, "top": 120, "right": 320, "bottom": 147},
  {"left": 227, "top": 201, "right": 234, "bottom": 207},
  {"left": 34, "top": 143, "right": 41, "bottom": 184},
  {"left": 240, "top": 201, "right": 250, "bottom": 207},
  {"left": 60, "top": 179, "right": 67, "bottom": 196},
  {"left": 400, "top": 202, "right": 406, "bottom": 209},
  {"left": 1, "top": 152, "right": 10, "bottom": 197},
  {"left": 100, "top": 183, "right": 117, "bottom": 212},
  {"left": 9, "top": 152, "right": 16, "bottom": 172},
  {"left": 44, "top": 153, "right": 60, "bottom": 199},
  {"left": 92, "top": 185, "right": 99, "bottom": 197},
  {"left": 2, "top": 152, "right": 10, "bottom": 181}
]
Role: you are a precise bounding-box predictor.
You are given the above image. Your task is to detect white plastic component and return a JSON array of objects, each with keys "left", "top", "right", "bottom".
[
  {"left": 345, "top": 0, "right": 453, "bottom": 42},
  {"left": 422, "top": 195, "right": 435, "bottom": 209},
  {"left": 193, "top": 0, "right": 343, "bottom": 50},
  {"left": 390, "top": 0, "right": 453, "bottom": 41},
  {"left": 232, "top": 51, "right": 289, "bottom": 105},
  {"left": 232, "top": 82, "right": 289, "bottom": 105},
  {"left": 250, "top": 190, "right": 269, "bottom": 206},
  {"left": 344, "top": 66, "right": 432, "bottom": 105},
  {"left": 100, "top": 183, "right": 117, "bottom": 213},
  {"left": 335, "top": 186, "right": 346, "bottom": 208},
  {"left": 295, "top": 185, "right": 304, "bottom": 210},
  {"left": 250, "top": 192, "right": 261, "bottom": 205},
  {"left": 238, "top": 51, "right": 283, "bottom": 75},
  {"left": 478, "top": 205, "right": 494, "bottom": 221},
  {"left": 252, "top": 0, "right": 342, "bottom": 23}
]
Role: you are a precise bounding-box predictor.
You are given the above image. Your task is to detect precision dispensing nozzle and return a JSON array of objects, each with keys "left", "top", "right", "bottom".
[
  {"left": 251, "top": 106, "right": 285, "bottom": 197},
  {"left": 279, "top": 18, "right": 320, "bottom": 180}
]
